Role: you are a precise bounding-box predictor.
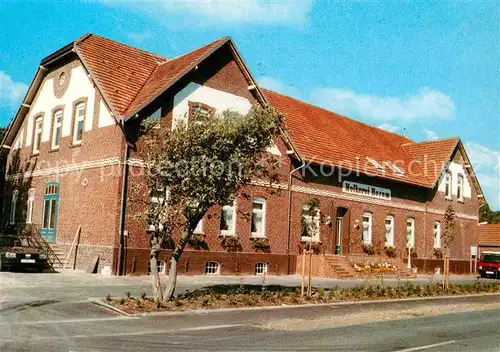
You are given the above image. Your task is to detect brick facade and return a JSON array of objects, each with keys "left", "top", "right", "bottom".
[{"left": 1, "top": 35, "right": 481, "bottom": 277}]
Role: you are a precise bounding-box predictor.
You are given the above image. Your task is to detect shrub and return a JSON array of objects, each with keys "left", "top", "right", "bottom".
[
  {"left": 251, "top": 237, "right": 271, "bottom": 253},
  {"left": 433, "top": 248, "right": 443, "bottom": 259},
  {"left": 219, "top": 235, "right": 242, "bottom": 252},
  {"left": 363, "top": 243, "right": 375, "bottom": 255},
  {"left": 385, "top": 245, "right": 397, "bottom": 258}
]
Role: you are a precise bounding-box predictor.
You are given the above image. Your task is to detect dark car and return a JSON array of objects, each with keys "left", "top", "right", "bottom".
[{"left": 0, "top": 235, "right": 47, "bottom": 272}]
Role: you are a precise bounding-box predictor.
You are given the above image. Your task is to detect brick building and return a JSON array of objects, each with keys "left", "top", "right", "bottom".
[{"left": 0, "top": 34, "right": 485, "bottom": 276}]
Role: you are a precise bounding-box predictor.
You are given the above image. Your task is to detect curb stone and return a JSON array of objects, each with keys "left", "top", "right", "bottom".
[{"left": 91, "top": 292, "right": 500, "bottom": 317}]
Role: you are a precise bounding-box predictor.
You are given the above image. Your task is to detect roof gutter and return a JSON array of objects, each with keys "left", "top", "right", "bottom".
[{"left": 117, "top": 119, "right": 129, "bottom": 276}]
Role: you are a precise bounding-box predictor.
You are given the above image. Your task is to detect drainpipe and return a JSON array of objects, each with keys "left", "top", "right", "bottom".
[
  {"left": 287, "top": 160, "right": 306, "bottom": 274},
  {"left": 117, "top": 132, "right": 130, "bottom": 276}
]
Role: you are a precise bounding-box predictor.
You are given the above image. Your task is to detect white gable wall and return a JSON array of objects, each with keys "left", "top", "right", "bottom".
[
  {"left": 172, "top": 82, "right": 281, "bottom": 156},
  {"left": 437, "top": 161, "right": 472, "bottom": 198},
  {"left": 17, "top": 63, "right": 114, "bottom": 149}
]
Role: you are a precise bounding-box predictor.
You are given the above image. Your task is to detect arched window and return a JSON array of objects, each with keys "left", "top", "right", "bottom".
[
  {"left": 385, "top": 215, "right": 395, "bottom": 246},
  {"left": 251, "top": 197, "right": 266, "bottom": 237},
  {"left": 26, "top": 188, "right": 35, "bottom": 224},
  {"left": 445, "top": 170, "right": 452, "bottom": 199},
  {"left": 457, "top": 175, "right": 464, "bottom": 201},
  {"left": 406, "top": 218, "right": 415, "bottom": 248},
  {"left": 9, "top": 190, "right": 19, "bottom": 224},
  {"left": 51, "top": 109, "right": 63, "bottom": 150},
  {"left": 73, "top": 102, "right": 85, "bottom": 145},
  {"left": 362, "top": 212, "right": 372, "bottom": 244},
  {"left": 433, "top": 222, "right": 441, "bottom": 248}
]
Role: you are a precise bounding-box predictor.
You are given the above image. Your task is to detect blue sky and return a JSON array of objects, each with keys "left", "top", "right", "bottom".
[{"left": 0, "top": 1, "right": 498, "bottom": 209}]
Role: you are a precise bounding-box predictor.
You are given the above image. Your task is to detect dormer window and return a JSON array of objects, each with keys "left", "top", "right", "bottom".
[
  {"left": 188, "top": 101, "right": 214, "bottom": 125},
  {"left": 445, "top": 170, "right": 452, "bottom": 199}
]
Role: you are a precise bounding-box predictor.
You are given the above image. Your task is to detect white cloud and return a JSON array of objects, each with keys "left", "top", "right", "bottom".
[
  {"left": 101, "top": 0, "right": 313, "bottom": 27},
  {"left": 378, "top": 123, "right": 400, "bottom": 133},
  {"left": 311, "top": 86, "right": 455, "bottom": 121},
  {"left": 0, "top": 71, "right": 28, "bottom": 108},
  {"left": 257, "top": 76, "right": 301, "bottom": 99},
  {"left": 424, "top": 129, "right": 439, "bottom": 140},
  {"left": 465, "top": 142, "right": 500, "bottom": 210}
]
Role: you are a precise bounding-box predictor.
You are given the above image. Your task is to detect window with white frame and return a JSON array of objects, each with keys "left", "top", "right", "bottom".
[
  {"left": 301, "top": 205, "right": 320, "bottom": 242},
  {"left": 33, "top": 116, "right": 43, "bottom": 154},
  {"left": 148, "top": 188, "right": 169, "bottom": 231},
  {"left": 73, "top": 103, "right": 85, "bottom": 145},
  {"left": 385, "top": 215, "right": 395, "bottom": 246},
  {"left": 406, "top": 218, "right": 415, "bottom": 248},
  {"left": 220, "top": 201, "right": 236, "bottom": 235},
  {"left": 13, "top": 130, "right": 23, "bottom": 150},
  {"left": 457, "top": 175, "right": 464, "bottom": 201},
  {"left": 194, "top": 218, "right": 203, "bottom": 234},
  {"left": 251, "top": 197, "right": 266, "bottom": 237},
  {"left": 205, "top": 261, "right": 220, "bottom": 275},
  {"left": 148, "top": 260, "right": 166, "bottom": 274},
  {"left": 51, "top": 110, "right": 63, "bottom": 149},
  {"left": 10, "top": 190, "right": 19, "bottom": 224},
  {"left": 445, "top": 170, "right": 452, "bottom": 199},
  {"left": 255, "top": 262, "right": 268, "bottom": 275},
  {"left": 26, "top": 188, "right": 35, "bottom": 224},
  {"left": 362, "top": 212, "right": 372, "bottom": 244},
  {"left": 433, "top": 222, "right": 441, "bottom": 248}
]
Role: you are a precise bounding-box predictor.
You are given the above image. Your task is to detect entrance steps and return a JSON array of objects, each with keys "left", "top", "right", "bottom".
[
  {"left": 46, "top": 243, "right": 66, "bottom": 270},
  {"left": 324, "top": 255, "right": 357, "bottom": 279}
]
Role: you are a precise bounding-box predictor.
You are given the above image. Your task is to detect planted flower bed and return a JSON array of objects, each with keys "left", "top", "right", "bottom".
[
  {"left": 106, "top": 281, "right": 500, "bottom": 314},
  {"left": 352, "top": 262, "right": 398, "bottom": 274}
]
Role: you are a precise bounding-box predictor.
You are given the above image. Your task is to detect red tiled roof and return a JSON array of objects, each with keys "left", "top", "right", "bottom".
[
  {"left": 263, "top": 89, "right": 459, "bottom": 188},
  {"left": 478, "top": 224, "right": 500, "bottom": 246},
  {"left": 403, "top": 138, "right": 459, "bottom": 184},
  {"left": 126, "top": 37, "right": 230, "bottom": 117},
  {"left": 71, "top": 34, "right": 462, "bottom": 189},
  {"left": 75, "top": 34, "right": 228, "bottom": 118},
  {"left": 75, "top": 34, "right": 167, "bottom": 116}
]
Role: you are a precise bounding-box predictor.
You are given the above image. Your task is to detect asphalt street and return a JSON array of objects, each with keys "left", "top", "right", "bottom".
[
  {"left": 1, "top": 272, "right": 499, "bottom": 351},
  {"left": 0, "top": 300, "right": 498, "bottom": 351}
]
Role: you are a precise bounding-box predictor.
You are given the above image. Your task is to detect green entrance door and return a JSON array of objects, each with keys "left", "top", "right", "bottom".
[{"left": 41, "top": 182, "right": 60, "bottom": 242}]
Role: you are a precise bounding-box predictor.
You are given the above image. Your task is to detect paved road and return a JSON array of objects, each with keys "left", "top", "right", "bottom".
[{"left": 0, "top": 298, "right": 498, "bottom": 351}]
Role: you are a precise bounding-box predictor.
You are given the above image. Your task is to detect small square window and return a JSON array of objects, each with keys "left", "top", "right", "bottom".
[
  {"left": 148, "top": 260, "right": 166, "bottom": 275},
  {"left": 255, "top": 262, "right": 268, "bottom": 275},
  {"left": 205, "top": 261, "right": 220, "bottom": 275}
]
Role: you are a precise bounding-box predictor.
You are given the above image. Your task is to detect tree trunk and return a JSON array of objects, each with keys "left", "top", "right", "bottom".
[
  {"left": 150, "top": 256, "right": 163, "bottom": 302},
  {"left": 163, "top": 230, "right": 190, "bottom": 301}
]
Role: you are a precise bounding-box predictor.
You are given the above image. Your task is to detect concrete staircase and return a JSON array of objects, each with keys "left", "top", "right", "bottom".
[
  {"left": 324, "top": 255, "right": 356, "bottom": 279},
  {"left": 46, "top": 243, "right": 65, "bottom": 271}
]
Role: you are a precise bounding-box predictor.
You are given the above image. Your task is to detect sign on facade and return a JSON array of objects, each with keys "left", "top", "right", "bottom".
[{"left": 342, "top": 181, "right": 391, "bottom": 200}]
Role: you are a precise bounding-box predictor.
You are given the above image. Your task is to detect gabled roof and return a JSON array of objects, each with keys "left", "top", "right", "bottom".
[
  {"left": 75, "top": 34, "right": 168, "bottom": 117},
  {"left": 262, "top": 89, "right": 432, "bottom": 187},
  {"left": 262, "top": 89, "right": 485, "bottom": 194},
  {"left": 402, "top": 137, "right": 460, "bottom": 184},
  {"left": 125, "top": 37, "right": 230, "bottom": 118},
  {"left": 1, "top": 33, "right": 266, "bottom": 148}
]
